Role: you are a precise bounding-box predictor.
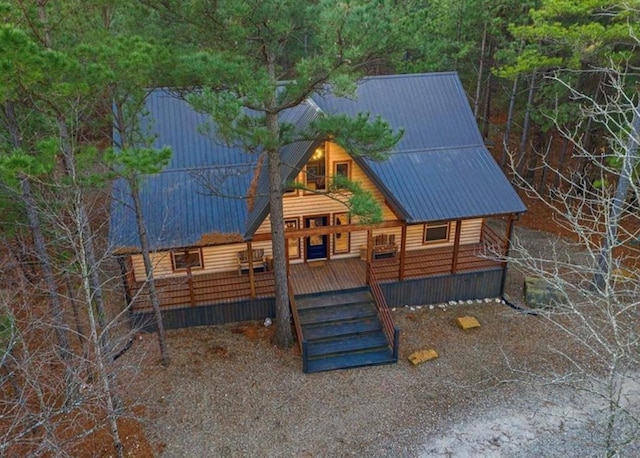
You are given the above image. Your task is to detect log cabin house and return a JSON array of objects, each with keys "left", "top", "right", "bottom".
[{"left": 109, "top": 72, "right": 527, "bottom": 372}]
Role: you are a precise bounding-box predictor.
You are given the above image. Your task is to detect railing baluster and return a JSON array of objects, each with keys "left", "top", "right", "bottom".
[{"left": 368, "top": 269, "right": 400, "bottom": 361}]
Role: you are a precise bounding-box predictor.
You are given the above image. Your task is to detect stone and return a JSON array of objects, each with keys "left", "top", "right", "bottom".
[
  {"left": 456, "top": 316, "right": 480, "bottom": 330},
  {"left": 408, "top": 349, "right": 439, "bottom": 365},
  {"left": 523, "top": 276, "right": 566, "bottom": 309}
]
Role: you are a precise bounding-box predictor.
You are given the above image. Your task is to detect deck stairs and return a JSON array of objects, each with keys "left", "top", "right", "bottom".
[{"left": 294, "top": 287, "right": 397, "bottom": 373}]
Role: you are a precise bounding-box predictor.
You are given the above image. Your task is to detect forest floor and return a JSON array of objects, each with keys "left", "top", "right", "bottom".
[
  {"left": 108, "top": 133, "right": 640, "bottom": 456},
  {"left": 116, "top": 212, "right": 640, "bottom": 457}
]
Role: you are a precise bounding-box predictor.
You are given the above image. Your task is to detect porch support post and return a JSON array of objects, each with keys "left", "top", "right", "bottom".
[
  {"left": 186, "top": 264, "right": 196, "bottom": 306},
  {"left": 399, "top": 223, "right": 407, "bottom": 281},
  {"left": 451, "top": 220, "right": 462, "bottom": 274},
  {"left": 247, "top": 241, "right": 256, "bottom": 298},
  {"left": 116, "top": 256, "right": 133, "bottom": 308},
  {"left": 366, "top": 229, "right": 373, "bottom": 284},
  {"left": 499, "top": 214, "right": 516, "bottom": 295}
]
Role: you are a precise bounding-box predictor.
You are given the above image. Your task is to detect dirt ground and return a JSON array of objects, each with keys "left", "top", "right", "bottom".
[{"left": 115, "top": 221, "right": 638, "bottom": 457}]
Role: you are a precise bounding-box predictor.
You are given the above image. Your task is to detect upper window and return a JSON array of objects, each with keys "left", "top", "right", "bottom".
[
  {"left": 283, "top": 178, "right": 298, "bottom": 197},
  {"left": 172, "top": 249, "right": 203, "bottom": 271},
  {"left": 305, "top": 144, "right": 326, "bottom": 191},
  {"left": 333, "top": 161, "right": 351, "bottom": 188},
  {"left": 424, "top": 223, "right": 450, "bottom": 244}
]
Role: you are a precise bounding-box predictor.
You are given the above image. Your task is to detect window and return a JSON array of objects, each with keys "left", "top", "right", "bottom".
[
  {"left": 333, "top": 161, "right": 351, "bottom": 189},
  {"left": 424, "top": 222, "right": 450, "bottom": 244},
  {"left": 305, "top": 144, "right": 326, "bottom": 191},
  {"left": 172, "top": 249, "right": 203, "bottom": 271},
  {"left": 283, "top": 178, "right": 298, "bottom": 197},
  {"left": 333, "top": 212, "right": 350, "bottom": 254},
  {"left": 285, "top": 218, "right": 300, "bottom": 259}
]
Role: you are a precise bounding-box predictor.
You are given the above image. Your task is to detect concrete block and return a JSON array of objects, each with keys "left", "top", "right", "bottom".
[
  {"left": 524, "top": 276, "right": 566, "bottom": 308},
  {"left": 456, "top": 316, "right": 480, "bottom": 330},
  {"left": 408, "top": 349, "right": 439, "bottom": 365}
]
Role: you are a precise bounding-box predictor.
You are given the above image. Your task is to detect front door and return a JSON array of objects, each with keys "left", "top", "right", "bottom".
[{"left": 304, "top": 216, "right": 328, "bottom": 261}]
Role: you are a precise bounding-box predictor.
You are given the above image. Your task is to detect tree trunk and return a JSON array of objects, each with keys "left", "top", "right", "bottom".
[
  {"left": 473, "top": 22, "right": 487, "bottom": 119},
  {"left": 57, "top": 117, "right": 111, "bottom": 352},
  {"left": 518, "top": 72, "right": 537, "bottom": 178},
  {"left": 80, "top": 250, "right": 125, "bottom": 458},
  {"left": 3, "top": 102, "right": 71, "bottom": 363},
  {"left": 130, "top": 179, "right": 170, "bottom": 366},
  {"left": 266, "top": 119, "right": 293, "bottom": 347},
  {"left": 554, "top": 135, "right": 570, "bottom": 191},
  {"left": 501, "top": 76, "right": 519, "bottom": 168},
  {"left": 594, "top": 101, "right": 640, "bottom": 289},
  {"left": 265, "top": 61, "right": 293, "bottom": 348},
  {"left": 537, "top": 135, "right": 553, "bottom": 193},
  {"left": 481, "top": 37, "right": 494, "bottom": 140}
]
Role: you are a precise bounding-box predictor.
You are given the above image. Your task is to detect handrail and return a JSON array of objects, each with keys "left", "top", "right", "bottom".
[
  {"left": 368, "top": 268, "right": 400, "bottom": 360},
  {"left": 287, "top": 276, "right": 308, "bottom": 371},
  {"left": 481, "top": 223, "right": 506, "bottom": 257}
]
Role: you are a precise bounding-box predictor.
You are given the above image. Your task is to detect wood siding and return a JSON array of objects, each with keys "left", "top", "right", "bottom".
[
  {"left": 256, "top": 141, "right": 398, "bottom": 261},
  {"left": 128, "top": 140, "right": 484, "bottom": 280},
  {"left": 130, "top": 241, "right": 273, "bottom": 281}
]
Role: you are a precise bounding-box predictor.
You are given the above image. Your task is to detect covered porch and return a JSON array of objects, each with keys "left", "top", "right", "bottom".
[{"left": 128, "top": 236, "right": 505, "bottom": 313}]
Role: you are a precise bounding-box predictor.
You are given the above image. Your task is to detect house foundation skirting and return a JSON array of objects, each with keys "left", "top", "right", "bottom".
[
  {"left": 130, "top": 268, "right": 504, "bottom": 332},
  {"left": 379, "top": 268, "right": 504, "bottom": 307},
  {"left": 130, "top": 297, "right": 276, "bottom": 332}
]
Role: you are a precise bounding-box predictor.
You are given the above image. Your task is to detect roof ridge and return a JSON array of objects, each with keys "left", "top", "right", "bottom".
[
  {"left": 360, "top": 72, "right": 458, "bottom": 82},
  {"left": 388, "top": 144, "right": 485, "bottom": 155}
]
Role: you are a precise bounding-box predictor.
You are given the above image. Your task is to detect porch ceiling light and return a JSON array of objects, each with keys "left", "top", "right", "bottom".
[{"left": 311, "top": 147, "right": 324, "bottom": 161}]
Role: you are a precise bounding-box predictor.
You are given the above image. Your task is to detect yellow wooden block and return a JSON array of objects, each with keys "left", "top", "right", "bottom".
[
  {"left": 408, "top": 349, "right": 439, "bottom": 365},
  {"left": 456, "top": 316, "right": 480, "bottom": 330}
]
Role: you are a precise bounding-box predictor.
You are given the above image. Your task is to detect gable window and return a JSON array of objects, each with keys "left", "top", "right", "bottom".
[
  {"left": 305, "top": 144, "right": 326, "bottom": 191},
  {"left": 333, "top": 161, "right": 351, "bottom": 189},
  {"left": 423, "top": 222, "right": 450, "bottom": 244},
  {"left": 171, "top": 249, "right": 203, "bottom": 271},
  {"left": 283, "top": 178, "right": 298, "bottom": 197}
]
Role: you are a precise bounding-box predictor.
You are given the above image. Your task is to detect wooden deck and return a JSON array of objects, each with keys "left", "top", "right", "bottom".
[
  {"left": 129, "top": 243, "right": 502, "bottom": 312},
  {"left": 289, "top": 259, "right": 367, "bottom": 295},
  {"left": 371, "top": 243, "right": 502, "bottom": 282}
]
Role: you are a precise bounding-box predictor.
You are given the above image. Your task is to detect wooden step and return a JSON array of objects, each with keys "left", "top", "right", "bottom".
[
  {"left": 305, "top": 348, "right": 395, "bottom": 373},
  {"left": 298, "top": 302, "right": 377, "bottom": 325},
  {"left": 295, "top": 289, "right": 372, "bottom": 309},
  {"left": 302, "top": 318, "right": 382, "bottom": 341},
  {"left": 306, "top": 331, "right": 389, "bottom": 358}
]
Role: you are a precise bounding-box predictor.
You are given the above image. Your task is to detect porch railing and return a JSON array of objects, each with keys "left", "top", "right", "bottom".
[
  {"left": 288, "top": 278, "right": 308, "bottom": 372},
  {"left": 367, "top": 268, "right": 400, "bottom": 361},
  {"left": 131, "top": 270, "right": 274, "bottom": 311},
  {"left": 480, "top": 223, "right": 506, "bottom": 257}
]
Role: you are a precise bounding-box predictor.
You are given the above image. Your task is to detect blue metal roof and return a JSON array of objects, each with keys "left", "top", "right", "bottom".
[
  {"left": 312, "top": 73, "right": 527, "bottom": 222},
  {"left": 109, "top": 90, "right": 321, "bottom": 251},
  {"left": 109, "top": 73, "right": 526, "bottom": 252}
]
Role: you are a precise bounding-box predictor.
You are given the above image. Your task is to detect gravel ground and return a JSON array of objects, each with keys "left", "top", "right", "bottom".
[{"left": 127, "top": 227, "right": 639, "bottom": 457}]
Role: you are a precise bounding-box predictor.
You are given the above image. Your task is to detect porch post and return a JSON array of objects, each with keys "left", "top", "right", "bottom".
[
  {"left": 247, "top": 241, "right": 256, "bottom": 298},
  {"left": 186, "top": 264, "right": 196, "bottom": 306},
  {"left": 366, "top": 229, "right": 373, "bottom": 284},
  {"left": 399, "top": 223, "right": 407, "bottom": 281},
  {"left": 499, "top": 214, "right": 516, "bottom": 295},
  {"left": 451, "top": 220, "right": 462, "bottom": 274},
  {"left": 116, "top": 256, "right": 133, "bottom": 308}
]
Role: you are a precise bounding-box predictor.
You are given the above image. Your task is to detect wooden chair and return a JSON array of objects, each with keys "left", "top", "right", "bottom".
[
  {"left": 372, "top": 234, "right": 398, "bottom": 259},
  {"left": 237, "top": 248, "right": 266, "bottom": 275}
]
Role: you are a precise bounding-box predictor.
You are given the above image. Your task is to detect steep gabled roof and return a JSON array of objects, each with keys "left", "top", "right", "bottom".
[
  {"left": 109, "top": 73, "right": 526, "bottom": 252},
  {"left": 311, "top": 73, "right": 527, "bottom": 222}
]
